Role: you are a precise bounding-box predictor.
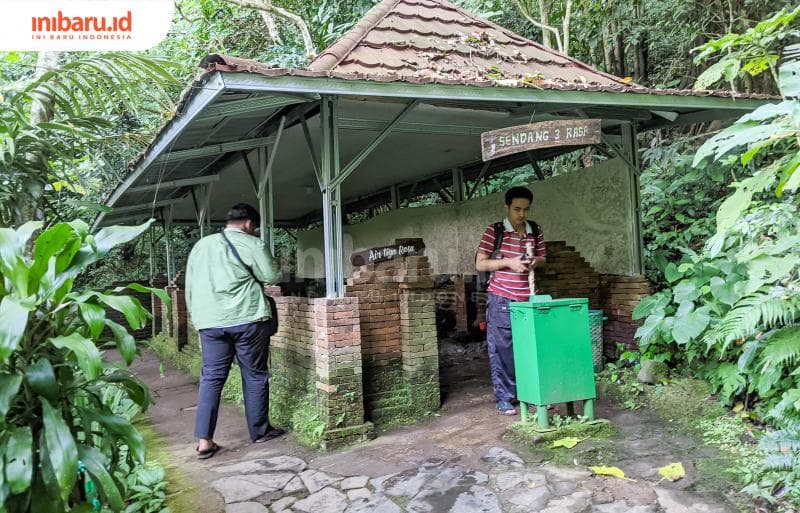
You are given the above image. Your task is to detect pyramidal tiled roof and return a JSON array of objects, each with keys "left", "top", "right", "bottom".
[
  {"left": 197, "top": 0, "right": 775, "bottom": 99},
  {"left": 307, "top": 0, "right": 627, "bottom": 88}
]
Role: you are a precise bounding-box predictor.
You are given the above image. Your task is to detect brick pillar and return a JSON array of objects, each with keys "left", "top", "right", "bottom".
[
  {"left": 170, "top": 272, "right": 188, "bottom": 350},
  {"left": 149, "top": 274, "right": 168, "bottom": 336},
  {"left": 313, "top": 297, "right": 373, "bottom": 449},
  {"left": 397, "top": 256, "right": 440, "bottom": 413}
]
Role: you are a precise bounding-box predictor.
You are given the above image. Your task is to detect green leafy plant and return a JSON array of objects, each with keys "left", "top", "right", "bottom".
[
  {"left": 0, "top": 219, "right": 169, "bottom": 512},
  {"left": 693, "top": 5, "right": 800, "bottom": 91}
]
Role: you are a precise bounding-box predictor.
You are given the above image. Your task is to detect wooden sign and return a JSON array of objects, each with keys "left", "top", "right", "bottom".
[
  {"left": 481, "top": 119, "right": 602, "bottom": 161},
  {"left": 349, "top": 239, "right": 425, "bottom": 266}
]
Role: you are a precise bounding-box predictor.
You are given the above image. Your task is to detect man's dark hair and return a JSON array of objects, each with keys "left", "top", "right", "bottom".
[
  {"left": 226, "top": 203, "right": 260, "bottom": 226},
  {"left": 505, "top": 187, "right": 533, "bottom": 205}
]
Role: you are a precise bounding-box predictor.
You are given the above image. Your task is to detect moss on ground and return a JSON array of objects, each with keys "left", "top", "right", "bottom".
[
  {"left": 135, "top": 419, "right": 198, "bottom": 513},
  {"left": 506, "top": 417, "right": 619, "bottom": 466}
]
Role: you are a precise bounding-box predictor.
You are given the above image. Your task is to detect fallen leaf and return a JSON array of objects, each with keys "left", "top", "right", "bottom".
[
  {"left": 658, "top": 462, "right": 685, "bottom": 482},
  {"left": 591, "top": 466, "right": 627, "bottom": 479},
  {"left": 732, "top": 402, "right": 744, "bottom": 413},
  {"left": 550, "top": 437, "right": 581, "bottom": 449}
]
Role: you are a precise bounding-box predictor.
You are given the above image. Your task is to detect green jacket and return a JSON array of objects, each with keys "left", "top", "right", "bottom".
[{"left": 185, "top": 228, "right": 279, "bottom": 330}]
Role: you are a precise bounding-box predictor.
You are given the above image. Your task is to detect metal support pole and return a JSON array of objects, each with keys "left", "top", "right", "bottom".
[
  {"left": 164, "top": 205, "right": 174, "bottom": 282},
  {"left": 258, "top": 116, "right": 285, "bottom": 248},
  {"left": 621, "top": 123, "right": 644, "bottom": 275},
  {"left": 320, "top": 95, "right": 344, "bottom": 298},
  {"left": 258, "top": 145, "right": 269, "bottom": 243},
  {"left": 390, "top": 185, "right": 399, "bottom": 210},
  {"left": 148, "top": 224, "right": 155, "bottom": 279},
  {"left": 452, "top": 167, "right": 464, "bottom": 202}
]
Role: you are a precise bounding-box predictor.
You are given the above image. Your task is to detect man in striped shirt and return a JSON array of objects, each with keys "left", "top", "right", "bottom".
[{"left": 475, "top": 187, "right": 546, "bottom": 415}]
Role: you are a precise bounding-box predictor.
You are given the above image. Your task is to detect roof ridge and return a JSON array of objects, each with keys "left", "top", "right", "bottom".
[
  {"left": 432, "top": 0, "right": 629, "bottom": 85},
  {"left": 308, "top": 0, "right": 403, "bottom": 71}
]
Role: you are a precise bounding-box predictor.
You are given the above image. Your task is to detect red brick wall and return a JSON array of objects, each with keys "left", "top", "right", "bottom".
[{"left": 599, "top": 275, "right": 651, "bottom": 353}]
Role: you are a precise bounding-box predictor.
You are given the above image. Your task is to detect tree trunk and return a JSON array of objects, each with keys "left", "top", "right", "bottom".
[
  {"left": 635, "top": 35, "right": 648, "bottom": 84},
  {"left": 562, "top": 0, "right": 572, "bottom": 56},
  {"left": 17, "top": 51, "right": 60, "bottom": 225},
  {"left": 611, "top": 22, "right": 625, "bottom": 77},
  {"left": 602, "top": 26, "right": 613, "bottom": 73},
  {"left": 538, "top": 0, "right": 551, "bottom": 48}
]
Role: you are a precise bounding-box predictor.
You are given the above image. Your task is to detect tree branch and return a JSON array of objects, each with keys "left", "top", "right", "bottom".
[
  {"left": 513, "top": 0, "right": 563, "bottom": 53},
  {"left": 225, "top": 0, "right": 316, "bottom": 58},
  {"left": 260, "top": 11, "right": 283, "bottom": 44}
]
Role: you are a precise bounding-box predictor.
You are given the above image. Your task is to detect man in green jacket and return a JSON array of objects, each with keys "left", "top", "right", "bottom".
[{"left": 185, "top": 203, "right": 283, "bottom": 459}]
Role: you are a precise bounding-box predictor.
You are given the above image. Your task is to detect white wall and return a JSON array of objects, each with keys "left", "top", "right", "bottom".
[{"left": 296, "top": 158, "right": 635, "bottom": 277}]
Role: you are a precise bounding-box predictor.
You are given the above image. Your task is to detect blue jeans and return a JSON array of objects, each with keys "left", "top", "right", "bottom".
[
  {"left": 487, "top": 293, "right": 516, "bottom": 403},
  {"left": 194, "top": 321, "right": 272, "bottom": 442}
]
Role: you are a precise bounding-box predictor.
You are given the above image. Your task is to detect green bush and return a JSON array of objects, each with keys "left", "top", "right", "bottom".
[{"left": 0, "top": 219, "right": 168, "bottom": 512}]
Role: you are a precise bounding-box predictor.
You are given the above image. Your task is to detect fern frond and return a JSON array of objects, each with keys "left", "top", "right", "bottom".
[
  {"left": 763, "top": 453, "right": 800, "bottom": 471},
  {"left": 766, "top": 388, "right": 800, "bottom": 428},
  {"left": 706, "top": 291, "right": 800, "bottom": 348},
  {"left": 759, "top": 326, "right": 800, "bottom": 372},
  {"left": 759, "top": 430, "right": 800, "bottom": 453}
]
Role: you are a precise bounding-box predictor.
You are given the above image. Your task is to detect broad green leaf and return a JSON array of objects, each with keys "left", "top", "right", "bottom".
[
  {"left": 632, "top": 293, "right": 668, "bottom": 320},
  {"left": 81, "top": 408, "right": 145, "bottom": 463},
  {"left": 40, "top": 398, "right": 78, "bottom": 504},
  {"left": 6, "top": 426, "right": 33, "bottom": 493},
  {"left": 50, "top": 333, "right": 102, "bottom": 380},
  {"left": 716, "top": 188, "right": 753, "bottom": 234},
  {"left": 24, "top": 357, "right": 58, "bottom": 402},
  {"left": 743, "top": 55, "right": 778, "bottom": 77},
  {"left": 550, "top": 437, "right": 581, "bottom": 449},
  {"left": 105, "top": 319, "right": 136, "bottom": 365},
  {"left": 93, "top": 221, "right": 153, "bottom": 255},
  {"left": 748, "top": 255, "right": 797, "bottom": 283},
  {"left": 97, "top": 293, "right": 148, "bottom": 330},
  {"left": 0, "top": 295, "right": 31, "bottom": 364},
  {"left": 126, "top": 282, "right": 172, "bottom": 316},
  {"left": 0, "top": 372, "right": 22, "bottom": 417},
  {"left": 31, "top": 468, "right": 64, "bottom": 513},
  {"left": 76, "top": 444, "right": 124, "bottom": 511},
  {"left": 672, "top": 306, "right": 711, "bottom": 345},
  {"left": 590, "top": 466, "right": 628, "bottom": 479},
  {"left": 664, "top": 263, "right": 682, "bottom": 284},
  {"left": 78, "top": 301, "right": 106, "bottom": 339},
  {"left": 635, "top": 312, "right": 664, "bottom": 345},
  {"left": 740, "top": 100, "right": 794, "bottom": 123},
  {"left": 710, "top": 276, "right": 739, "bottom": 306},
  {"left": 98, "top": 370, "right": 153, "bottom": 409},
  {"left": 28, "top": 224, "right": 74, "bottom": 293},
  {"left": 658, "top": 462, "right": 685, "bottom": 482},
  {"left": 779, "top": 54, "right": 800, "bottom": 97},
  {"left": 776, "top": 151, "right": 800, "bottom": 197},
  {"left": 673, "top": 280, "right": 702, "bottom": 304},
  {"left": 694, "top": 59, "right": 731, "bottom": 90}
]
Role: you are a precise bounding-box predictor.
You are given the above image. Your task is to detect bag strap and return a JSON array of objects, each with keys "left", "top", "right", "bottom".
[
  {"left": 492, "top": 221, "right": 504, "bottom": 253},
  {"left": 221, "top": 230, "right": 264, "bottom": 288}
]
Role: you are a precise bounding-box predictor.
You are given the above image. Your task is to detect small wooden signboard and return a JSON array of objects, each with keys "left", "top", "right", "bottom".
[
  {"left": 481, "top": 119, "right": 602, "bottom": 161},
  {"left": 349, "top": 238, "right": 425, "bottom": 266}
]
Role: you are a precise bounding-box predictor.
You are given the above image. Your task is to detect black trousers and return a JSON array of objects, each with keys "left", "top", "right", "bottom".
[{"left": 194, "top": 321, "right": 271, "bottom": 442}]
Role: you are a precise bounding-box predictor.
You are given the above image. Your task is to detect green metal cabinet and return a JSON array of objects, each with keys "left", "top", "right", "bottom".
[{"left": 510, "top": 295, "right": 597, "bottom": 427}]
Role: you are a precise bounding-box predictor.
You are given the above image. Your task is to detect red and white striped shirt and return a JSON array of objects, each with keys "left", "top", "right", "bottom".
[{"left": 477, "top": 219, "right": 546, "bottom": 301}]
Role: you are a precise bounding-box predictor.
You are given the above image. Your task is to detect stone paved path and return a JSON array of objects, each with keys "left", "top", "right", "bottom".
[{"left": 132, "top": 351, "right": 741, "bottom": 513}]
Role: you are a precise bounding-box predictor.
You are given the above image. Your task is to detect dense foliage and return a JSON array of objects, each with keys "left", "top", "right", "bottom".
[
  {"left": 0, "top": 220, "right": 168, "bottom": 511},
  {"left": 633, "top": 21, "right": 800, "bottom": 504}
]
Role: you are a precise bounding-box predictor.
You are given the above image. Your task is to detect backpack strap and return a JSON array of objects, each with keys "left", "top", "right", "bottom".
[
  {"left": 221, "top": 231, "right": 264, "bottom": 288},
  {"left": 526, "top": 220, "right": 540, "bottom": 245},
  {"left": 492, "top": 221, "right": 505, "bottom": 253}
]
